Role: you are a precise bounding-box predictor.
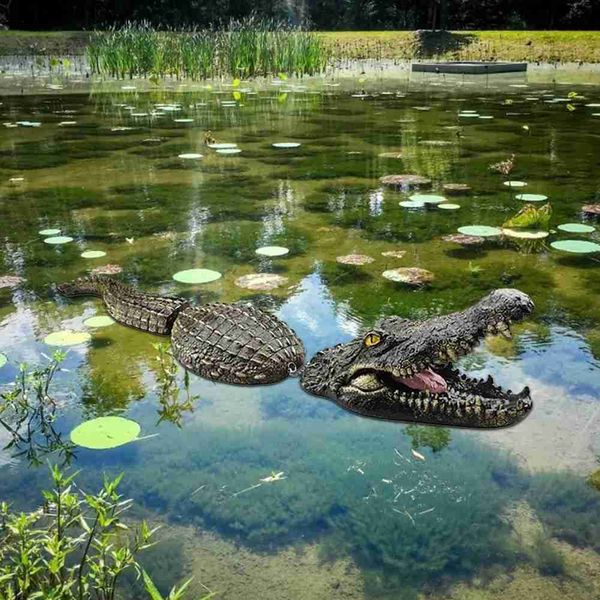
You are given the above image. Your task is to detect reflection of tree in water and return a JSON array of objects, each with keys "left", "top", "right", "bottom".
[
  {"left": 0, "top": 351, "right": 75, "bottom": 466},
  {"left": 405, "top": 424, "right": 451, "bottom": 453}
]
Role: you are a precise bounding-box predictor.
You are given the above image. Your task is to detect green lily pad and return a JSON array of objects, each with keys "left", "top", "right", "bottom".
[
  {"left": 44, "top": 330, "right": 92, "bottom": 346},
  {"left": 410, "top": 194, "right": 447, "bottom": 204},
  {"left": 256, "top": 246, "right": 289, "bottom": 257},
  {"left": 44, "top": 236, "right": 73, "bottom": 245},
  {"left": 216, "top": 148, "right": 242, "bottom": 155},
  {"left": 550, "top": 240, "right": 600, "bottom": 254},
  {"left": 272, "top": 142, "right": 301, "bottom": 148},
  {"left": 457, "top": 225, "right": 502, "bottom": 237},
  {"left": 399, "top": 200, "right": 425, "bottom": 208},
  {"left": 178, "top": 153, "right": 203, "bottom": 159},
  {"left": 502, "top": 228, "right": 549, "bottom": 239},
  {"left": 438, "top": 203, "right": 461, "bottom": 210},
  {"left": 84, "top": 315, "right": 116, "bottom": 328},
  {"left": 70, "top": 416, "right": 141, "bottom": 450},
  {"left": 504, "top": 181, "right": 527, "bottom": 188},
  {"left": 81, "top": 250, "right": 107, "bottom": 259},
  {"left": 173, "top": 268, "right": 222, "bottom": 284},
  {"left": 516, "top": 194, "right": 548, "bottom": 202},
  {"left": 0, "top": 353, "right": 7, "bottom": 369},
  {"left": 207, "top": 143, "right": 237, "bottom": 149},
  {"left": 557, "top": 223, "right": 595, "bottom": 233},
  {"left": 39, "top": 228, "right": 61, "bottom": 236}
]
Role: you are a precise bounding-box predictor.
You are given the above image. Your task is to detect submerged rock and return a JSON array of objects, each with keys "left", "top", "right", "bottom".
[
  {"left": 336, "top": 254, "right": 375, "bottom": 265},
  {"left": 235, "top": 273, "right": 289, "bottom": 291},
  {"left": 382, "top": 267, "right": 435, "bottom": 285},
  {"left": 379, "top": 174, "right": 432, "bottom": 189},
  {"left": 443, "top": 183, "right": 471, "bottom": 194},
  {"left": 442, "top": 234, "right": 485, "bottom": 246},
  {"left": 0, "top": 275, "right": 24, "bottom": 289}
]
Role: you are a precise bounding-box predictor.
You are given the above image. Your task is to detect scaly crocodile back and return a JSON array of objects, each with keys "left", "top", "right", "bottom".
[
  {"left": 57, "top": 276, "right": 188, "bottom": 335},
  {"left": 171, "top": 303, "right": 305, "bottom": 385}
]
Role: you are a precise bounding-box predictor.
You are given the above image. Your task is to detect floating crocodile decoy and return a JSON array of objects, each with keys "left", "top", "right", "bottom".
[{"left": 57, "top": 277, "right": 534, "bottom": 429}]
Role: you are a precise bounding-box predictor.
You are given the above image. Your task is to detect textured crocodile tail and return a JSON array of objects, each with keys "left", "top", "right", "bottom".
[{"left": 56, "top": 275, "right": 106, "bottom": 298}]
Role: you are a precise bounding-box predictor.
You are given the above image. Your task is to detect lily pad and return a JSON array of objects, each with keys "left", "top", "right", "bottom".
[
  {"left": 81, "top": 250, "right": 107, "bottom": 259},
  {"left": 378, "top": 152, "right": 403, "bottom": 159},
  {"left": 380, "top": 174, "right": 432, "bottom": 189},
  {"left": 502, "top": 229, "right": 549, "bottom": 239},
  {"left": 256, "top": 246, "right": 289, "bottom": 257},
  {"left": 0, "top": 275, "right": 24, "bottom": 289},
  {"left": 438, "top": 203, "right": 460, "bottom": 210},
  {"left": 399, "top": 200, "right": 425, "bottom": 208},
  {"left": 235, "top": 273, "right": 289, "bottom": 291},
  {"left": 44, "top": 236, "right": 73, "bottom": 245},
  {"left": 336, "top": 254, "right": 375, "bottom": 265},
  {"left": 92, "top": 264, "right": 122, "bottom": 275},
  {"left": 550, "top": 240, "right": 600, "bottom": 254},
  {"left": 216, "top": 148, "right": 242, "bottom": 155},
  {"left": 503, "top": 181, "right": 527, "bottom": 188},
  {"left": 557, "top": 223, "right": 595, "bottom": 233},
  {"left": 39, "top": 228, "right": 61, "bottom": 236},
  {"left": 0, "top": 353, "right": 7, "bottom": 369},
  {"left": 44, "top": 330, "right": 92, "bottom": 346},
  {"left": 173, "top": 268, "right": 222, "bottom": 284},
  {"left": 442, "top": 234, "right": 484, "bottom": 246},
  {"left": 70, "top": 416, "right": 141, "bottom": 450},
  {"left": 84, "top": 315, "right": 116, "bottom": 328},
  {"left": 381, "top": 250, "right": 406, "bottom": 259},
  {"left": 410, "top": 194, "right": 447, "bottom": 204},
  {"left": 443, "top": 183, "right": 470, "bottom": 194},
  {"left": 207, "top": 143, "right": 237, "bottom": 150},
  {"left": 178, "top": 153, "right": 203, "bottom": 159},
  {"left": 516, "top": 193, "right": 548, "bottom": 202},
  {"left": 457, "top": 225, "right": 502, "bottom": 237},
  {"left": 382, "top": 267, "right": 434, "bottom": 285},
  {"left": 272, "top": 142, "right": 301, "bottom": 148}
]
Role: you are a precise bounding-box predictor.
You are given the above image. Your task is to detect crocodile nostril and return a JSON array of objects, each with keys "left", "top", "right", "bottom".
[{"left": 288, "top": 362, "right": 299, "bottom": 375}]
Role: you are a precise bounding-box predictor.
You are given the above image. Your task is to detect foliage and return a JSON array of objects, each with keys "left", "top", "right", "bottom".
[
  {"left": 0, "top": 465, "right": 156, "bottom": 600},
  {"left": 87, "top": 18, "right": 328, "bottom": 80},
  {"left": 588, "top": 467, "right": 600, "bottom": 492},
  {"left": 404, "top": 425, "right": 451, "bottom": 453},
  {"left": 527, "top": 530, "right": 567, "bottom": 577},
  {"left": 0, "top": 351, "right": 75, "bottom": 466},
  {"left": 503, "top": 204, "right": 552, "bottom": 229},
  {"left": 152, "top": 343, "right": 197, "bottom": 428}
]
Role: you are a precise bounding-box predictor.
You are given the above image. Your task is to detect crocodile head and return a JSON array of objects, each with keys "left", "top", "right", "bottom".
[{"left": 300, "top": 289, "right": 534, "bottom": 429}]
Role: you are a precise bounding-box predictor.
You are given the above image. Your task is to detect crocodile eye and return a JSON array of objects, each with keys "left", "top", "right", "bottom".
[{"left": 364, "top": 332, "right": 381, "bottom": 347}]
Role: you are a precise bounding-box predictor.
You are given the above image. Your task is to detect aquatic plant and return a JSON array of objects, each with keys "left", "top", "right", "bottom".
[
  {"left": 502, "top": 204, "right": 552, "bottom": 229},
  {"left": 88, "top": 18, "right": 328, "bottom": 81},
  {"left": 0, "top": 351, "right": 75, "bottom": 466}
]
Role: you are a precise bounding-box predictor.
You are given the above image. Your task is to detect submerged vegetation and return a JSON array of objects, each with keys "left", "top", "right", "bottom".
[{"left": 87, "top": 19, "right": 329, "bottom": 80}]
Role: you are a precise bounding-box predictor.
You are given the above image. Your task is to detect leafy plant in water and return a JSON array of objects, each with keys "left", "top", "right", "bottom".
[
  {"left": 152, "top": 343, "right": 198, "bottom": 427},
  {"left": 0, "top": 351, "right": 75, "bottom": 466},
  {"left": 0, "top": 465, "right": 157, "bottom": 600},
  {"left": 404, "top": 425, "right": 451, "bottom": 453},
  {"left": 503, "top": 203, "right": 552, "bottom": 229}
]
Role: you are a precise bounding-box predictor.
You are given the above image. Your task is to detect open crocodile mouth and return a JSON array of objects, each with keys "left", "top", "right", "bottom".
[{"left": 343, "top": 320, "right": 532, "bottom": 428}]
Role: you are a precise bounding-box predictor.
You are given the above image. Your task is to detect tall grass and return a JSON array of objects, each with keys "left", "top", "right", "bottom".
[{"left": 87, "top": 18, "right": 329, "bottom": 80}]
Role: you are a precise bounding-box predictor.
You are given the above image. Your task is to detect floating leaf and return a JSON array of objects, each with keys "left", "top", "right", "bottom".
[
  {"left": 39, "top": 228, "right": 61, "bottom": 236},
  {"left": 381, "top": 250, "right": 406, "bottom": 259},
  {"left": 207, "top": 143, "right": 237, "bottom": 150},
  {"left": 503, "top": 181, "right": 527, "bottom": 188},
  {"left": 44, "top": 236, "right": 73, "bottom": 245},
  {"left": 378, "top": 152, "right": 403, "bottom": 159},
  {"left": 173, "top": 268, "right": 222, "bottom": 284},
  {"left": 81, "top": 250, "right": 107, "bottom": 259},
  {"left": 0, "top": 353, "right": 7, "bottom": 369},
  {"left": 438, "top": 203, "right": 460, "bottom": 210},
  {"left": 557, "top": 223, "right": 595, "bottom": 233},
  {"left": 457, "top": 225, "right": 502, "bottom": 237},
  {"left": 410, "top": 194, "right": 446, "bottom": 204},
  {"left": 178, "top": 153, "right": 203, "bottom": 159},
  {"left": 235, "top": 273, "right": 289, "bottom": 291},
  {"left": 256, "top": 246, "right": 289, "bottom": 257},
  {"left": 233, "top": 91, "right": 242, "bottom": 101},
  {"left": 44, "top": 330, "right": 91, "bottom": 346},
  {"left": 502, "top": 229, "right": 549, "bottom": 239},
  {"left": 84, "top": 315, "right": 116, "bottom": 328},
  {"left": 272, "top": 142, "right": 301, "bottom": 149},
  {"left": 550, "top": 240, "right": 600, "bottom": 254},
  {"left": 399, "top": 200, "right": 425, "bottom": 208},
  {"left": 336, "top": 254, "right": 374, "bottom": 265},
  {"left": 382, "top": 267, "right": 434, "bottom": 285},
  {"left": 216, "top": 148, "right": 242, "bottom": 155},
  {"left": 516, "top": 193, "right": 547, "bottom": 202},
  {"left": 70, "top": 416, "right": 141, "bottom": 450}
]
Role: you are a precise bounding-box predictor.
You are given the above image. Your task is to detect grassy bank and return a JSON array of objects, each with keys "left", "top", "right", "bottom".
[{"left": 2, "top": 30, "right": 600, "bottom": 64}]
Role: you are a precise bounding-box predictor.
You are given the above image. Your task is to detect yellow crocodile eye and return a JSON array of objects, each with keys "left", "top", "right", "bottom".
[{"left": 364, "top": 333, "right": 381, "bottom": 347}]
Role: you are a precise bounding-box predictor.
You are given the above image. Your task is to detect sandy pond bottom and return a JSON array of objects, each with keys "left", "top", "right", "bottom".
[{"left": 0, "top": 73, "right": 600, "bottom": 599}]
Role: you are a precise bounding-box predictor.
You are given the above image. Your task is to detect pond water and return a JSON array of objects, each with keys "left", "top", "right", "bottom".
[{"left": 1, "top": 79, "right": 600, "bottom": 599}]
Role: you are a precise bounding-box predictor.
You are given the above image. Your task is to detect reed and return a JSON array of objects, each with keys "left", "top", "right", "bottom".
[{"left": 87, "top": 18, "right": 329, "bottom": 80}]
